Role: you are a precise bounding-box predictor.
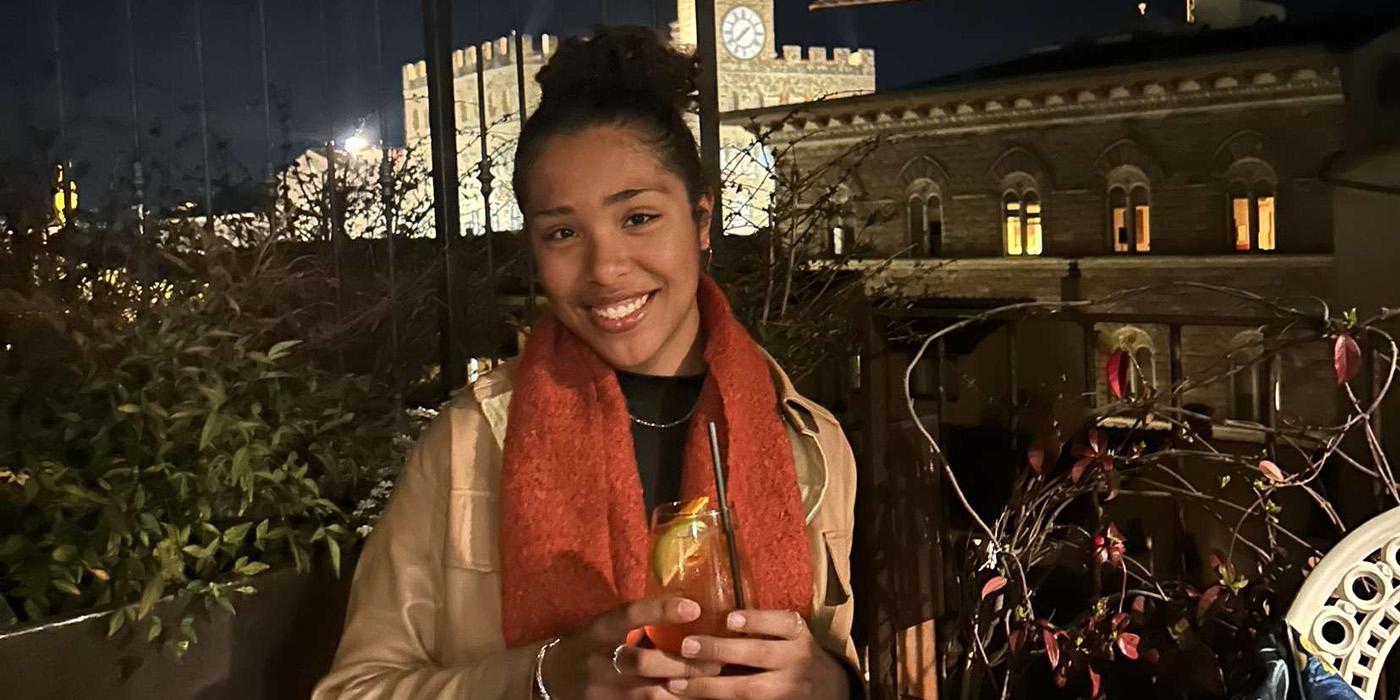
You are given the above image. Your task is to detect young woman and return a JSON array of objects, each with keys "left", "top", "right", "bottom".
[{"left": 314, "top": 27, "right": 860, "bottom": 700}]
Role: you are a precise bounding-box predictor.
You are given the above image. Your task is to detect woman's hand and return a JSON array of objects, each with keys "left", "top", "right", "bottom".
[
  {"left": 665, "top": 610, "right": 851, "bottom": 700},
  {"left": 541, "top": 596, "right": 724, "bottom": 699}
]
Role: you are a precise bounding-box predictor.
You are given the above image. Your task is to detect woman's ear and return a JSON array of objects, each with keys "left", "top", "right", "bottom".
[{"left": 695, "top": 189, "right": 715, "bottom": 250}]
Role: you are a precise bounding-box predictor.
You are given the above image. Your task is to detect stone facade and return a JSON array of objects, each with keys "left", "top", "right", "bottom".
[{"left": 733, "top": 35, "right": 1365, "bottom": 442}]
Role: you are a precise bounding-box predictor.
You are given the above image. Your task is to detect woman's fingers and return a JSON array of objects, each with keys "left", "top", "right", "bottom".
[
  {"left": 679, "top": 634, "right": 787, "bottom": 670},
  {"left": 615, "top": 645, "right": 723, "bottom": 679},
  {"left": 592, "top": 596, "right": 701, "bottom": 646},
  {"left": 725, "top": 610, "right": 810, "bottom": 640}
]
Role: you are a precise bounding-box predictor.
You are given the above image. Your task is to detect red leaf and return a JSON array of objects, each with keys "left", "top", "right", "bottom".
[
  {"left": 1009, "top": 623, "right": 1029, "bottom": 656},
  {"left": 1112, "top": 612, "right": 1130, "bottom": 631},
  {"left": 1071, "top": 457, "right": 1092, "bottom": 483},
  {"left": 1198, "top": 584, "right": 1226, "bottom": 619},
  {"left": 1027, "top": 445, "right": 1045, "bottom": 475},
  {"left": 1088, "top": 666, "right": 1103, "bottom": 698},
  {"left": 1258, "top": 459, "right": 1285, "bottom": 483},
  {"left": 1107, "top": 350, "right": 1129, "bottom": 399},
  {"left": 1029, "top": 426, "right": 1063, "bottom": 475},
  {"left": 981, "top": 575, "right": 1009, "bottom": 600},
  {"left": 1334, "top": 333, "right": 1361, "bottom": 385},
  {"left": 1117, "top": 632, "right": 1141, "bottom": 660},
  {"left": 1043, "top": 628, "right": 1061, "bottom": 670},
  {"left": 1104, "top": 470, "right": 1121, "bottom": 501}
]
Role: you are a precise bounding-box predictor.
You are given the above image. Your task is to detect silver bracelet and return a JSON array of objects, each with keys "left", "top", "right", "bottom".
[{"left": 534, "top": 637, "right": 561, "bottom": 700}]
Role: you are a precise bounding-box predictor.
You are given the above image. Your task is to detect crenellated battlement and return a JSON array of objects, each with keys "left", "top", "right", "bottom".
[
  {"left": 773, "top": 45, "right": 876, "bottom": 73},
  {"left": 402, "top": 34, "right": 560, "bottom": 89}
]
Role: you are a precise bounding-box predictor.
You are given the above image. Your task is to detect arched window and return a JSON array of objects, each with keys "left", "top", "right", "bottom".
[
  {"left": 1226, "top": 159, "right": 1277, "bottom": 252},
  {"left": 1107, "top": 166, "right": 1151, "bottom": 253},
  {"left": 829, "top": 183, "right": 854, "bottom": 257},
  {"left": 1227, "top": 330, "right": 1266, "bottom": 421},
  {"left": 1002, "top": 174, "right": 1043, "bottom": 256},
  {"left": 906, "top": 178, "right": 944, "bottom": 257},
  {"left": 830, "top": 221, "right": 847, "bottom": 256},
  {"left": 1108, "top": 326, "right": 1156, "bottom": 398}
]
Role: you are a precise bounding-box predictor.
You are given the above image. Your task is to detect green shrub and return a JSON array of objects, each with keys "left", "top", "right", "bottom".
[{"left": 0, "top": 234, "right": 420, "bottom": 653}]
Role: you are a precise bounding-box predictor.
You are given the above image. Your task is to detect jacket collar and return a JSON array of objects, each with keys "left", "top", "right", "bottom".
[{"left": 467, "top": 354, "right": 831, "bottom": 521}]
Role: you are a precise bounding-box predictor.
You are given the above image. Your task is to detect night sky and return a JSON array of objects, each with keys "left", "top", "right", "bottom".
[{"left": 1, "top": 0, "right": 1395, "bottom": 210}]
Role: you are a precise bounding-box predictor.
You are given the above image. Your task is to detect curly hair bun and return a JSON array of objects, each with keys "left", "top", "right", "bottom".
[{"left": 535, "top": 26, "right": 698, "bottom": 113}]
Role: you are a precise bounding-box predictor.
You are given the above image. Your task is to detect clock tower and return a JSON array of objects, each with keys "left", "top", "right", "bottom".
[{"left": 674, "top": 0, "right": 776, "bottom": 63}]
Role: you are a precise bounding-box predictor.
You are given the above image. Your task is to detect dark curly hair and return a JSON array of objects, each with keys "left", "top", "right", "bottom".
[{"left": 512, "top": 26, "right": 706, "bottom": 215}]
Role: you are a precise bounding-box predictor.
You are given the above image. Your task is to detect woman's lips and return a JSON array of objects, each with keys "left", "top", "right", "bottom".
[{"left": 588, "top": 291, "right": 657, "bottom": 333}]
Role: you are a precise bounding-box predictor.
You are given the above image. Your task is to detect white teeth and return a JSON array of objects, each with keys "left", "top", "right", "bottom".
[{"left": 593, "top": 294, "right": 649, "bottom": 321}]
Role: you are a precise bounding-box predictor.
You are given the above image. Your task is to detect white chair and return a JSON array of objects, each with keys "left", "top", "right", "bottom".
[{"left": 1286, "top": 507, "right": 1400, "bottom": 700}]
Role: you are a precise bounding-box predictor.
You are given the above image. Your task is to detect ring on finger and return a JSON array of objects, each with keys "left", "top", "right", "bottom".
[{"left": 611, "top": 643, "right": 627, "bottom": 675}]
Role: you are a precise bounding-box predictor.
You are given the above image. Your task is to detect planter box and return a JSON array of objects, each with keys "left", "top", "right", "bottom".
[{"left": 0, "top": 555, "right": 354, "bottom": 700}]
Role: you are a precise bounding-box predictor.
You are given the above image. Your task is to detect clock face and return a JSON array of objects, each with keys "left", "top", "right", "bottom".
[{"left": 721, "top": 6, "right": 766, "bottom": 60}]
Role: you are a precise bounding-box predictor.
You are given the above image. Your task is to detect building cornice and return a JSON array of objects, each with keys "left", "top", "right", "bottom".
[{"left": 730, "top": 47, "right": 1345, "bottom": 143}]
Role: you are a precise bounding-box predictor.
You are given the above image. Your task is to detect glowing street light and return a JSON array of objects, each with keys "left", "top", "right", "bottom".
[{"left": 344, "top": 132, "right": 371, "bottom": 154}]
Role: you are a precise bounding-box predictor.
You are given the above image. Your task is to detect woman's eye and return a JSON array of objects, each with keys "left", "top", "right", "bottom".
[
  {"left": 544, "top": 227, "right": 575, "bottom": 241},
  {"left": 625, "top": 213, "right": 659, "bottom": 227}
]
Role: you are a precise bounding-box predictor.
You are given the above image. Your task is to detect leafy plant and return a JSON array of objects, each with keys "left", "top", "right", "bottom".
[
  {"left": 0, "top": 221, "right": 420, "bottom": 655},
  {"left": 911, "top": 287, "right": 1398, "bottom": 698}
]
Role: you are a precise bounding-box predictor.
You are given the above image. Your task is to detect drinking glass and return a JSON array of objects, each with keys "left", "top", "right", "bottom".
[{"left": 644, "top": 499, "right": 752, "bottom": 654}]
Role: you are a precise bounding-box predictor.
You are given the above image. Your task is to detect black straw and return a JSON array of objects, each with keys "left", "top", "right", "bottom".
[{"left": 707, "top": 422, "right": 747, "bottom": 610}]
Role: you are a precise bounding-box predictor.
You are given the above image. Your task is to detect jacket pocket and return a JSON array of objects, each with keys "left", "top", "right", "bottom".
[
  {"left": 447, "top": 489, "right": 498, "bottom": 572},
  {"left": 822, "top": 529, "right": 853, "bottom": 607}
]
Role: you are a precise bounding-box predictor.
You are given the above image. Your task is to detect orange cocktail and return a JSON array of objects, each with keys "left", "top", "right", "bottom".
[{"left": 644, "top": 497, "right": 751, "bottom": 654}]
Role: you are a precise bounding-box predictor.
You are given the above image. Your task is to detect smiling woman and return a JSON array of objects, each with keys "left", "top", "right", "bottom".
[{"left": 313, "top": 27, "right": 863, "bottom": 700}]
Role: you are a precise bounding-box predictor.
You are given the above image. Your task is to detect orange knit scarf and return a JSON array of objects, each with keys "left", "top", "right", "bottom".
[{"left": 499, "top": 276, "right": 813, "bottom": 646}]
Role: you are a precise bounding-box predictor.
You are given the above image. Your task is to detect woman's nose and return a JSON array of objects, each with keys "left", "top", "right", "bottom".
[{"left": 584, "top": 230, "right": 631, "bottom": 283}]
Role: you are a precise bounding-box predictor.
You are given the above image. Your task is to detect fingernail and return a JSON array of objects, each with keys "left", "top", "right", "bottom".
[
  {"left": 727, "top": 612, "right": 745, "bottom": 630},
  {"left": 669, "top": 679, "right": 688, "bottom": 692},
  {"left": 678, "top": 599, "right": 701, "bottom": 620},
  {"left": 681, "top": 637, "right": 700, "bottom": 657}
]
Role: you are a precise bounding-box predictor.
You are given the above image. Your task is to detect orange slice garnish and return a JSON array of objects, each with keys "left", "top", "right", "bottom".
[{"left": 652, "top": 497, "right": 712, "bottom": 587}]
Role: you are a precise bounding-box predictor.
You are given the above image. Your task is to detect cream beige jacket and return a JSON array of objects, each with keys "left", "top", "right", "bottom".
[{"left": 313, "top": 355, "right": 858, "bottom": 699}]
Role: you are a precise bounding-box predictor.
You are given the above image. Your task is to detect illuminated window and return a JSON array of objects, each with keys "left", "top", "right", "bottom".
[
  {"left": 1226, "top": 160, "right": 1278, "bottom": 252},
  {"left": 1107, "top": 167, "right": 1150, "bottom": 253},
  {"left": 1111, "top": 189, "right": 1130, "bottom": 252},
  {"left": 1003, "top": 194, "right": 1023, "bottom": 255},
  {"left": 1257, "top": 192, "right": 1276, "bottom": 251},
  {"left": 1025, "top": 194, "right": 1043, "bottom": 255},
  {"left": 831, "top": 224, "right": 846, "bottom": 256},
  {"left": 1134, "top": 199, "right": 1151, "bottom": 251},
  {"left": 1232, "top": 193, "right": 1252, "bottom": 251},
  {"left": 1002, "top": 174, "right": 1042, "bottom": 256}
]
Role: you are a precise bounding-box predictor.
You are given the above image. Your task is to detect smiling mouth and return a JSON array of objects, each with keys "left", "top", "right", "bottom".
[{"left": 588, "top": 291, "right": 657, "bottom": 332}]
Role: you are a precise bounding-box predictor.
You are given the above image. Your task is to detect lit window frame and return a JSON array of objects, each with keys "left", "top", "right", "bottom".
[
  {"left": 1002, "top": 178, "right": 1043, "bottom": 257},
  {"left": 1225, "top": 159, "right": 1278, "bottom": 253},
  {"left": 1106, "top": 166, "right": 1151, "bottom": 254}
]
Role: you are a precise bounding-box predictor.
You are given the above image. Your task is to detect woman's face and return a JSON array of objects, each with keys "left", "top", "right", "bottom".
[{"left": 524, "top": 125, "right": 712, "bottom": 376}]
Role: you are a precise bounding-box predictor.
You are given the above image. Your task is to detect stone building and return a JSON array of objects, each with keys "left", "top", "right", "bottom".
[
  {"left": 731, "top": 19, "right": 1400, "bottom": 696},
  {"left": 397, "top": 0, "right": 876, "bottom": 236},
  {"left": 735, "top": 19, "right": 1400, "bottom": 432}
]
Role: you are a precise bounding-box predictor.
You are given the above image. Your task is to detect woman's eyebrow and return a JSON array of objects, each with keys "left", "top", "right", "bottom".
[
  {"left": 530, "top": 185, "right": 667, "bottom": 218},
  {"left": 603, "top": 187, "right": 663, "bottom": 206}
]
